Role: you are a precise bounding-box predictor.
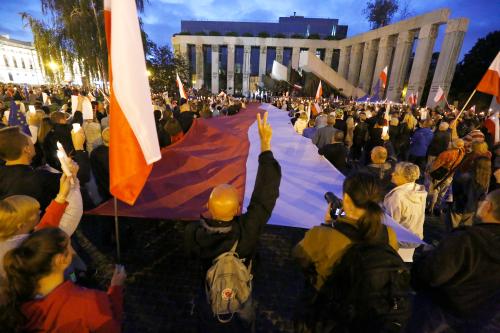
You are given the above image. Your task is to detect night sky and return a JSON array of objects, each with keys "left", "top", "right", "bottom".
[{"left": 1, "top": 0, "right": 498, "bottom": 61}]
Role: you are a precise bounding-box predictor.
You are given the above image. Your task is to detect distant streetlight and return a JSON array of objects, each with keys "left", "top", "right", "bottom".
[
  {"left": 146, "top": 70, "right": 152, "bottom": 77},
  {"left": 48, "top": 61, "right": 59, "bottom": 71}
]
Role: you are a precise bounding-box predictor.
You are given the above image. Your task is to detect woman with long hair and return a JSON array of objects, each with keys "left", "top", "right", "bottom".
[
  {"left": 1, "top": 228, "right": 126, "bottom": 332},
  {"left": 293, "top": 171, "right": 398, "bottom": 291}
]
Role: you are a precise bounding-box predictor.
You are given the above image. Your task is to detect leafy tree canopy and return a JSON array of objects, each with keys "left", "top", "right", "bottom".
[{"left": 363, "top": 0, "right": 399, "bottom": 29}]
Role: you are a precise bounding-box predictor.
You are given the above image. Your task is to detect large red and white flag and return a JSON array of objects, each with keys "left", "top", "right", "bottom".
[
  {"left": 379, "top": 66, "right": 388, "bottom": 89},
  {"left": 91, "top": 103, "right": 423, "bottom": 251},
  {"left": 477, "top": 51, "right": 500, "bottom": 103},
  {"left": 104, "top": 0, "right": 161, "bottom": 205},
  {"left": 434, "top": 86, "right": 445, "bottom": 103},
  {"left": 176, "top": 72, "right": 188, "bottom": 100},
  {"left": 315, "top": 81, "right": 323, "bottom": 100}
]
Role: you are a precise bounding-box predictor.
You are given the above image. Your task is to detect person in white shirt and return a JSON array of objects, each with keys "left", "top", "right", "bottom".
[{"left": 384, "top": 162, "right": 427, "bottom": 261}]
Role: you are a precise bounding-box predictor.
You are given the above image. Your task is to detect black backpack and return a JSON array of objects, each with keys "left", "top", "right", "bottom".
[{"left": 313, "top": 222, "right": 412, "bottom": 333}]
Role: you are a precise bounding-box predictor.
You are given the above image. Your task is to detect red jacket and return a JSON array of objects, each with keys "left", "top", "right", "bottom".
[
  {"left": 22, "top": 281, "right": 123, "bottom": 333},
  {"left": 35, "top": 200, "right": 68, "bottom": 230}
]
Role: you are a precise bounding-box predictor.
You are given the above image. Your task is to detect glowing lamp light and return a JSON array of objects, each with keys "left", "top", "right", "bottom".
[
  {"left": 72, "top": 123, "right": 81, "bottom": 132},
  {"left": 48, "top": 61, "right": 58, "bottom": 71},
  {"left": 146, "top": 70, "right": 152, "bottom": 77},
  {"left": 381, "top": 126, "right": 389, "bottom": 139}
]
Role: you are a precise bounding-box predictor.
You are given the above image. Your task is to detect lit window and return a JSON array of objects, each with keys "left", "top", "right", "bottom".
[{"left": 3, "top": 55, "right": 8, "bottom": 67}]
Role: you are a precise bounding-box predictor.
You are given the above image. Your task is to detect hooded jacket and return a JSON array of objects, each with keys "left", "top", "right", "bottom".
[
  {"left": 383, "top": 182, "right": 427, "bottom": 239},
  {"left": 184, "top": 151, "right": 281, "bottom": 273},
  {"left": 412, "top": 223, "right": 500, "bottom": 315},
  {"left": 409, "top": 127, "right": 434, "bottom": 157}
]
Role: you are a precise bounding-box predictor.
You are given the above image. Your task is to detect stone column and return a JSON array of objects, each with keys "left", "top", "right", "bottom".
[
  {"left": 179, "top": 43, "right": 189, "bottom": 62},
  {"left": 338, "top": 46, "right": 351, "bottom": 80},
  {"left": 258, "top": 45, "right": 267, "bottom": 83},
  {"left": 371, "top": 36, "right": 396, "bottom": 95},
  {"left": 291, "top": 47, "right": 300, "bottom": 70},
  {"left": 226, "top": 44, "right": 235, "bottom": 95},
  {"left": 347, "top": 43, "right": 363, "bottom": 86},
  {"left": 242, "top": 45, "right": 251, "bottom": 96},
  {"left": 211, "top": 45, "right": 219, "bottom": 94},
  {"left": 324, "top": 48, "right": 334, "bottom": 68},
  {"left": 195, "top": 44, "right": 204, "bottom": 90},
  {"left": 407, "top": 24, "right": 438, "bottom": 105},
  {"left": 358, "top": 40, "right": 378, "bottom": 92},
  {"left": 275, "top": 46, "right": 284, "bottom": 63},
  {"left": 387, "top": 30, "right": 415, "bottom": 102},
  {"left": 426, "top": 18, "right": 469, "bottom": 107}
]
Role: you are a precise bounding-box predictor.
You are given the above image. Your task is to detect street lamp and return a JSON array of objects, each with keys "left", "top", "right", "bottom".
[
  {"left": 48, "top": 61, "right": 58, "bottom": 71},
  {"left": 146, "top": 70, "right": 152, "bottom": 77}
]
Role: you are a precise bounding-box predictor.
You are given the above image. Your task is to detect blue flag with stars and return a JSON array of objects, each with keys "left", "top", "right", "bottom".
[{"left": 8, "top": 99, "right": 30, "bottom": 135}]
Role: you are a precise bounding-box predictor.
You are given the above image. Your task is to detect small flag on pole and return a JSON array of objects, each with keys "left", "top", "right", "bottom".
[
  {"left": 476, "top": 51, "right": 500, "bottom": 103},
  {"left": 315, "top": 81, "right": 322, "bottom": 101},
  {"left": 8, "top": 99, "right": 30, "bottom": 135},
  {"left": 434, "top": 86, "right": 445, "bottom": 103},
  {"left": 176, "top": 72, "right": 187, "bottom": 100},
  {"left": 379, "top": 66, "right": 388, "bottom": 89}
]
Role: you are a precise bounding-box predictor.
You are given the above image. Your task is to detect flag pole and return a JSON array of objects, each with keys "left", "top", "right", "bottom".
[
  {"left": 453, "top": 89, "right": 477, "bottom": 125},
  {"left": 113, "top": 197, "right": 121, "bottom": 262}
]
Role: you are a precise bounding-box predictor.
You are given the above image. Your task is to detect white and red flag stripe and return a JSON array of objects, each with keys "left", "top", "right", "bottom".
[
  {"left": 433, "top": 86, "right": 445, "bottom": 103},
  {"left": 176, "top": 72, "right": 188, "bottom": 100},
  {"left": 379, "top": 66, "right": 388, "bottom": 89},
  {"left": 477, "top": 51, "right": 500, "bottom": 103},
  {"left": 315, "top": 81, "right": 323, "bottom": 101},
  {"left": 104, "top": 0, "right": 161, "bottom": 205}
]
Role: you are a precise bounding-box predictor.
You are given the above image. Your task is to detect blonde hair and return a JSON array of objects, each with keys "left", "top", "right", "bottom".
[
  {"left": 0, "top": 195, "right": 40, "bottom": 240},
  {"left": 472, "top": 142, "right": 489, "bottom": 155},
  {"left": 395, "top": 162, "right": 420, "bottom": 183}
]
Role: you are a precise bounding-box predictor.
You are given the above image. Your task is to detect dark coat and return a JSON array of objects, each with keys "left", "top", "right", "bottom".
[
  {"left": 0, "top": 164, "right": 60, "bottom": 211},
  {"left": 184, "top": 151, "right": 281, "bottom": 273},
  {"left": 427, "top": 130, "right": 451, "bottom": 157},
  {"left": 43, "top": 123, "right": 74, "bottom": 171},
  {"left": 412, "top": 224, "right": 500, "bottom": 315},
  {"left": 319, "top": 143, "right": 348, "bottom": 175},
  {"left": 90, "top": 145, "right": 110, "bottom": 201}
]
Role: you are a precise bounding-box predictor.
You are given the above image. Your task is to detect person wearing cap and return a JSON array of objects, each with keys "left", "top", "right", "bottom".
[{"left": 184, "top": 112, "right": 281, "bottom": 332}]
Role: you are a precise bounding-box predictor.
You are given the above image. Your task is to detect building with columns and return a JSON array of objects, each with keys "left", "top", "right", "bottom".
[{"left": 172, "top": 9, "right": 468, "bottom": 107}]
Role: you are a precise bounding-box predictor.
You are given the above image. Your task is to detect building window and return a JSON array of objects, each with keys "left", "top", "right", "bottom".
[
  {"left": 8, "top": 72, "right": 13, "bottom": 81},
  {"left": 29, "top": 59, "right": 33, "bottom": 69},
  {"left": 12, "top": 57, "right": 18, "bottom": 68},
  {"left": 3, "top": 55, "right": 8, "bottom": 67},
  {"left": 21, "top": 59, "right": 26, "bottom": 69}
]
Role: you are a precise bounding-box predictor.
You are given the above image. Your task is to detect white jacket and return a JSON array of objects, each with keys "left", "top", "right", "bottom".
[
  {"left": 383, "top": 182, "right": 427, "bottom": 240},
  {"left": 294, "top": 118, "right": 308, "bottom": 135}
]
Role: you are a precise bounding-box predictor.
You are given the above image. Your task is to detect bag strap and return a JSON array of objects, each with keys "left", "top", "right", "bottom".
[{"left": 333, "top": 222, "right": 362, "bottom": 242}]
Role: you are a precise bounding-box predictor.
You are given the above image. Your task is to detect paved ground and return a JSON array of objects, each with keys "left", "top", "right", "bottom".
[{"left": 73, "top": 214, "right": 446, "bottom": 333}]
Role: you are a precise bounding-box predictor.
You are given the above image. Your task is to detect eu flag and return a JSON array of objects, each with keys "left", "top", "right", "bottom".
[{"left": 8, "top": 99, "right": 30, "bottom": 135}]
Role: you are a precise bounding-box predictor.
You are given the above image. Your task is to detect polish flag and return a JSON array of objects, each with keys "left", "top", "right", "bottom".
[
  {"left": 315, "top": 81, "right": 322, "bottom": 101},
  {"left": 379, "top": 66, "right": 388, "bottom": 89},
  {"left": 91, "top": 103, "right": 423, "bottom": 249},
  {"left": 176, "top": 72, "right": 188, "bottom": 100},
  {"left": 104, "top": 0, "right": 161, "bottom": 205},
  {"left": 477, "top": 51, "right": 500, "bottom": 103},
  {"left": 434, "top": 86, "right": 445, "bottom": 103}
]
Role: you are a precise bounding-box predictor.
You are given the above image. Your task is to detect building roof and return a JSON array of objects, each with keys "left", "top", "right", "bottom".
[
  {"left": 180, "top": 15, "right": 348, "bottom": 39},
  {"left": 0, "top": 35, "right": 34, "bottom": 48}
]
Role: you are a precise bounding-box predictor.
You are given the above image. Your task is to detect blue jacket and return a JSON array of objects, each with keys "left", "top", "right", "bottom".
[{"left": 409, "top": 128, "right": 434, "bottom": 157}]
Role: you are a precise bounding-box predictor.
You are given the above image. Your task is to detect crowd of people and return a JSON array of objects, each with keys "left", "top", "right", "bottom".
[{"left": 0, "top": 82, "right": 498, "bottom": 332}]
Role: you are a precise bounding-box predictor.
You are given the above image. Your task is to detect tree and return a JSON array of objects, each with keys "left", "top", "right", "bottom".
[
  {"left": 363, "top": 0, "right": 399, "bottom": 29},
  {"left": 21, "top": 0, "right": 146, "bottom": 85},
  {"left": 450, "top": 31, "right": 500, "bottom": 109},
  {"left": 146, "top": 43, "right": 190, "bottom": 95},
  {"left": 397, "top": 0, "right": 413, "bottom": 21}
]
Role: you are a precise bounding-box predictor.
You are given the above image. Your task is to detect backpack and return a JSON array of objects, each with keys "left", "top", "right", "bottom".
[
  {"left": 205, "top": 240, "right": 253, "bottom": 323},
  {"left": 313, "top": 222, "right": 411, "bottom": 333}
]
